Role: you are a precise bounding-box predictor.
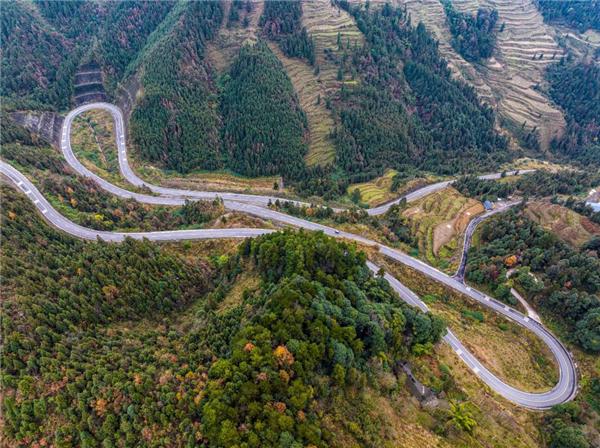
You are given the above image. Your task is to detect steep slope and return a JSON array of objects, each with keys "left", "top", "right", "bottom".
[
  {"left": 267, "top": 0, "right": 364, "bottom": 166},
  {"left": 400, "top": 0, "right": 566, "bottom": 149},
  {"left": 205, "top": 0, "right": 265, "bottom": 73},
  {"left": 129, "top": 1, "right": 224, "bottom": 173}
]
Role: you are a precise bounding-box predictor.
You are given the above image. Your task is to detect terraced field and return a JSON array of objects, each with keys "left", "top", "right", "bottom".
[
  {"left": 346, "top": 170, "right": 432, "bottom": 207},
  {"left": 205, "top": 0, "right": 264, "bottom": 74},
  {"left": 526, "top": 202, "right": 600, "bottom": 248},
  {"left": 273, "top": 0, "right": 364, "bottom": 166},
  {"left": 347, "top": 169, "right": 400, "bottom": 205},
  {"left": 399, "top": 0, "right": 566, "bottom": 149},
  {"left": 402, "top": 187, "right": 484, "bottom": 270},
  {"left": 207, "top": 1, "right": 363, "bottom": 166}
]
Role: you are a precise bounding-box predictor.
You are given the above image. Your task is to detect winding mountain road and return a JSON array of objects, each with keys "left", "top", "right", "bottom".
[
  {"left": 1, "top": 103, "right": 577, "bottom": 409},
  {"left": 454, "top": 200, "right": 521, "bottom": 282},
  {"left": 63, "top": 103, "right": 533, "bottom": 215}
]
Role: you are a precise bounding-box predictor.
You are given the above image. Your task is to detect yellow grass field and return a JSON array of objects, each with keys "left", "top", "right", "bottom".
[
  {"left": 526, "top": 201, "right": 600, "bottom": 247},
  {"left": 347, "top": 169, "right": 399, "bottom": 205}
]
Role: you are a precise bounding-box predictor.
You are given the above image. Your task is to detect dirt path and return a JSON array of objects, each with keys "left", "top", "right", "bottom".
[{"left": 506, "top": 269, "right": 541, "bottom": 321}]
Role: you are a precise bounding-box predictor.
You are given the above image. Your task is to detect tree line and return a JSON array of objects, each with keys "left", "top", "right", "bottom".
[
  {"left": 546, "top": 60, "right": 600, "bottom": 168},
  {"left": 537, "top": 0, "right": 600, "bottom": 32},
  {"left": 1, "top": 185, "right": 449, "bottom": 445},
  {"left": 332, "top": 1, "right": 510, "bottom": 180}
]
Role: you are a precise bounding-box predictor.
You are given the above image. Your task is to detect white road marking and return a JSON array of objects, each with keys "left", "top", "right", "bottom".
[{"left": 4, "top": 104, "right": 572, "bottom": 409}]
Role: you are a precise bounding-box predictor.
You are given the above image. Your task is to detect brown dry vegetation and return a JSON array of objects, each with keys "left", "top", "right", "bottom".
[
  {"left": 217, "top": 271, "right": 261, "bottom": 315},
  {"left": 504, "top": 157, "right": 572, "bottom": 172},
  {"left": 205, "top": 0, "right": 264, "bottom": 74},
  {"left": 374, "top": 254, "right": 559, "bottom": 394},
  {"left": 526, "top": 201, "right": 600, "bottom": 247},
  {"left": 135, "top": 164, "right": 285, "bottom": 196}
]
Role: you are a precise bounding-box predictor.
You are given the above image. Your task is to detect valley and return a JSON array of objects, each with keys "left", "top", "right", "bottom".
[{"left": 1, "top": 1, "right": 599, "bottom": 447}]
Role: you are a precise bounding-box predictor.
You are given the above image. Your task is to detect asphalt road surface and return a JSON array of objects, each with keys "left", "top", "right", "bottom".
[
  {"left": 454, "top": 200, "right": 521, "bottom": 282},
  {"left": 0, "top": 104, "right": 577, "bottom": 409},
  {"left": 64, "top": 103, "right": 533, "bottom": 216},
  {"left": 0, "top": 161, "right": 275, "bottom": 243}
]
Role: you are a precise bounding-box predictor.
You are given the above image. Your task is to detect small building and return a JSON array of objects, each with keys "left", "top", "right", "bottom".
[{"left": 483, "top": 200, "right": 493, "bottom": 211}]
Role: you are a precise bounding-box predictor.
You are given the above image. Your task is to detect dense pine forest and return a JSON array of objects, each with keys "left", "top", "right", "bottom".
[
  {"left": 260, "top": 0, "right": 316, "bottom": 64},
  {"left": 221, "top": 41, "right": 309, "bottom": 178},
  {"left": 546, "top": 60, "right": 600, "bottom": 167},
  {"left": 537, "top": 0, "right": 600, "bottom": 31},
  {"left": 3, "top": 1, "right": 600, "bottom": 446},
  {"left": 442, "top": 1, "right": 499, "bottom": 61},
  {"left": 129, "top": 1, "right": 224, "bottom": 173},
  {"left": 333, "top": 1, "right": 509, "bottom": 180},
  {"left": 1, "top": 0, "right": 521, "bottom": 198},
  {"left": 1, "top": 1, "right": 176, "bottom": 109}
]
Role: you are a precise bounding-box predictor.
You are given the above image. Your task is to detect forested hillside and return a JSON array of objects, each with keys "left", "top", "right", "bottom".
[
  {"left": 466, "top": 210, "right": 600, "bottom": 354},
  {"left": 129, "top": 1, "right": 224, "bottom": 173},
  {"left": 442, "top": 1, "right": 499, "bottom": 61},
  {"left": 260, "top": 0, "right": 316, "bottom": 64},
  {"left": 0, "top": 2, "right": 78, "bottom": 110},
  {"left": 332, "top": 1, "right": 509, "bottom": 181},
  {"left": 221, "top": 41, "right": 309, "bottom": 178},
  {"left": 1, "top": 186, "right": 449, "bottom": 446},
  {"left": 36, "top": 1, "right": 175, "bottom": 93},
  {"left": 2, "top": 0, "right": 521, "bottom": 197},
  {"left": 546, "top": 60, "right": 600, "bottom": 167},
  {"left": 1, "top": 1, "right": 177, "bottom": 109},
  {"left": 537, "top": 1, "right": 600, "bottom": 31}
]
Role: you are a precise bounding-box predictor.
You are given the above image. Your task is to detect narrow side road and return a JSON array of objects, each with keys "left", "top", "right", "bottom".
[{"left": 454, "top": 200, "right": 521, "bottom": 282}]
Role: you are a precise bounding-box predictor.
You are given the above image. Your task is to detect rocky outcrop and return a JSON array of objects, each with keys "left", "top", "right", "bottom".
[
  {"left": 10, "top": 112, "right": 64, "bottom": 148},
  {"left": 115, "top": 71, "right": 143, "bottom": 120},
  {"left": 114, "top": 71, "right": 143, "bottom": 133},
  {"left": 74, "top": 61, "right": 108, "bottom": 106}
]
